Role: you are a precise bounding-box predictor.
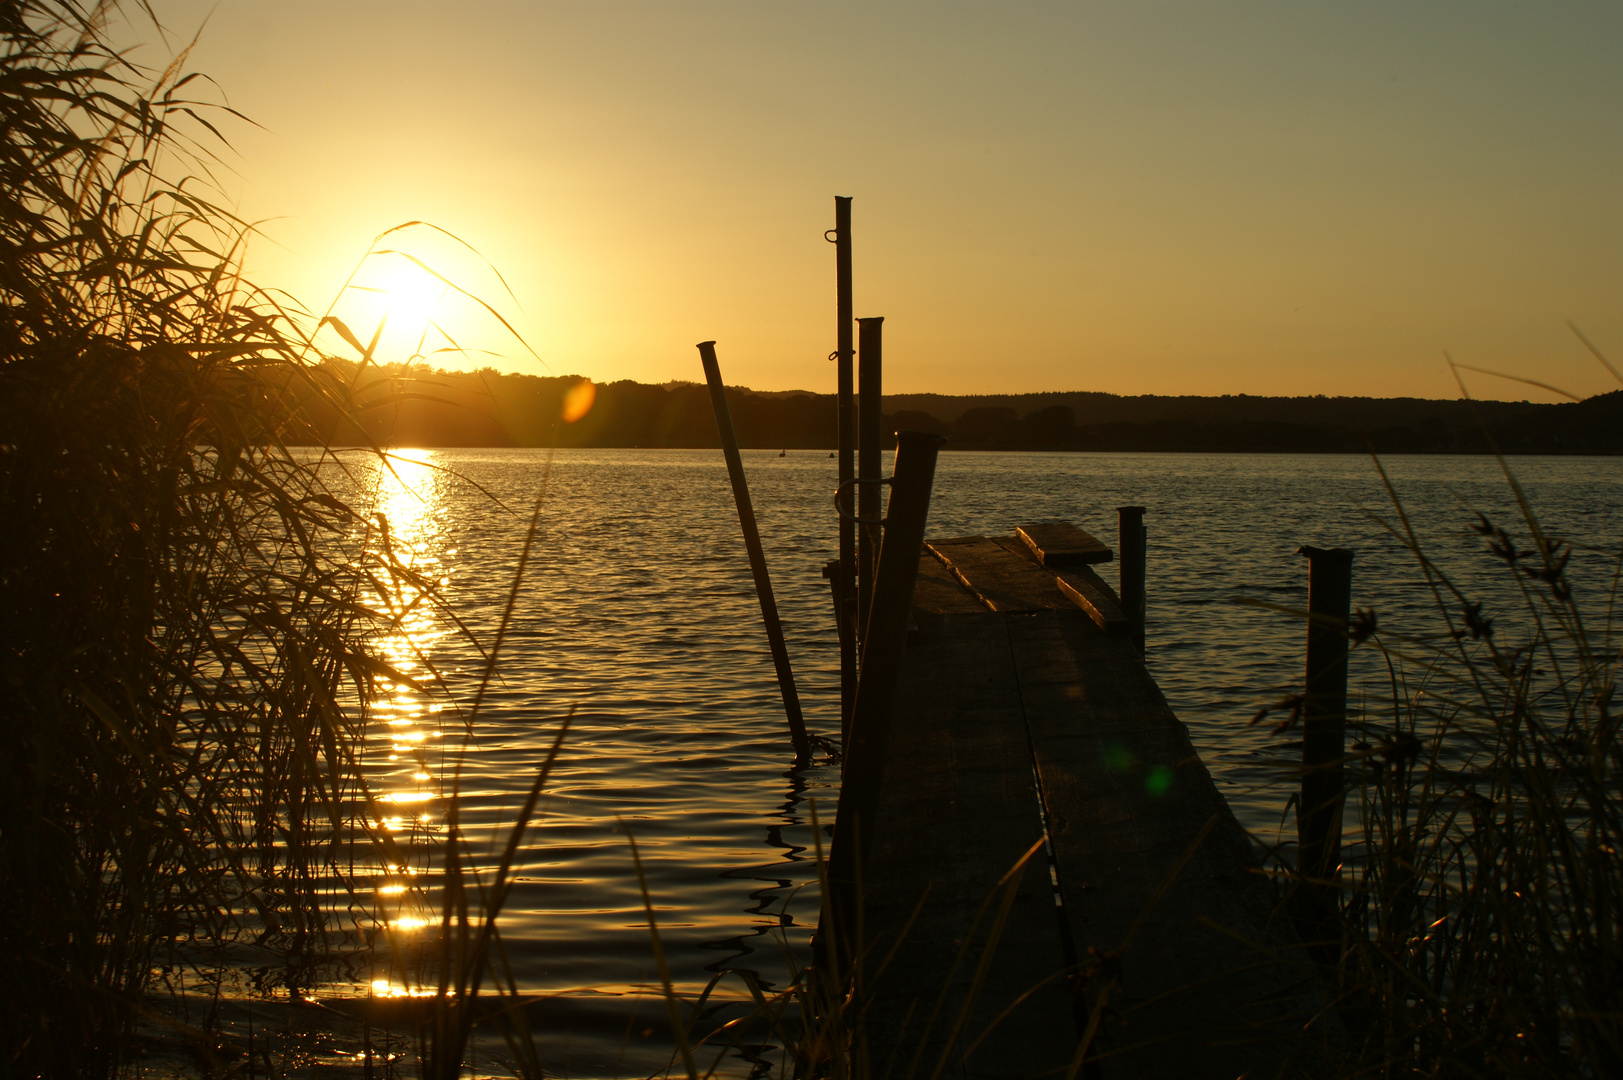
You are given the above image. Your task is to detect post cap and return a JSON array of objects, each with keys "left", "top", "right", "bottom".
[
  {"left": 893, "top": 429, "right": 947, "bottom": 449},
  {"left": 1298, "top": 545, "right": 1354, "bottom": 564}
]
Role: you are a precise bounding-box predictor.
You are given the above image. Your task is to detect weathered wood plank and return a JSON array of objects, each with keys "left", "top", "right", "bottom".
[
  {"left": 913, "top": 549, "right": 991, "bottom": 617},
  {"left": 1055, "top": 564, "right": 1131, "bottom": 636},
  {"left": 927, "top": 536, "right": 1068, "bottom": 613},
  {"left": 1017, "top": 522, "right": 1113, "bottom": 567},
  {"left": 1006, "top": 610, "right": 1330, "bottom": 1079},
  {"left": 858, "top": 610, "right": 1078, "bottom": 1080}
]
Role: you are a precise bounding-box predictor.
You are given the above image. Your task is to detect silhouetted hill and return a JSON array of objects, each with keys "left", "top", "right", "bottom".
[{"left": 282, "top": 364, "right": 1623, "bottom": 455}]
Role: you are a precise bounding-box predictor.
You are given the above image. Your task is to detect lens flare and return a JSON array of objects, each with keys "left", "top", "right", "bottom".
[{"left": 562, "top": 379, "right": 596, "bottom": 423}]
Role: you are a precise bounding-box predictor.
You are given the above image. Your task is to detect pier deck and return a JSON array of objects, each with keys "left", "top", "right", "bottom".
[{"left": 843, "top": 523, "right": 1328, "bottom": 1080}]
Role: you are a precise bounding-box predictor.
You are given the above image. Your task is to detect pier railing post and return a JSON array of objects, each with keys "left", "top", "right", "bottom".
[
  {"left": 825, "top": 430, "right": 947, "bottom": 969},
  {"left": 696, "top": 341, "right": 811, "bottom": 762},
  {"left": 857, "top": 316, "right": 884, "bottom": 639},
  {"left": 1118, "top": 506, "right": 1147, "bottom": 654},
  {"left": 1298, "top": 545, "right": 1353, "bottom": 888},
  {"left": 833, "top": 197, "right": 858, "bottom": 739}
]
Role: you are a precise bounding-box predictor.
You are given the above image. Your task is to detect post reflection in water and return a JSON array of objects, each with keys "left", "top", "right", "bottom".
[{"left": 699, "top": 768, "right": 815, "bottom": 981}]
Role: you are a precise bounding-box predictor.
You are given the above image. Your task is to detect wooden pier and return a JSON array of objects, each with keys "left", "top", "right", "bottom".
[
  {"left": 699, "top": 201, "right": 1338, "bottom": 1079},
  {"left": 832, "top": 521, "right": 1331, "bottom": 1080}
]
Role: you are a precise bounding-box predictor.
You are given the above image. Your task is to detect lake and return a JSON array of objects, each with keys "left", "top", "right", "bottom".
[{"left": 308, "top": 447, "right": 1621, "bottom": 1076}]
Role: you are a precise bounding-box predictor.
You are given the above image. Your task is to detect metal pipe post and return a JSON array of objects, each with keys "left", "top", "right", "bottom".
[
  {"left": 834, "top": 196, "right": 857, "bottom": 738},
  {"left": 1298, "top": 545, "right": 1353, "bottom": 885},
  {"left": 1118, "top": 506, "right": 1147, "bottom": 654},
  {"left": 857, "top": 316, "right": 884, "bottom": 636},
  {"left": 825, "top": 430, "right": 947, "bottom": 962},
  {"left": 697, "top": 341, "right": 811, "bottom": 762}
]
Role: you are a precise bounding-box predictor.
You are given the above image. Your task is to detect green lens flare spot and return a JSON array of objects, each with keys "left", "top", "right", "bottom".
[
  {"left": 1145, "top": 765, "right": 1173, "bottom": 796},
  {"left": 1104, "top": 743, "right": 1136, "bottom": 772}
]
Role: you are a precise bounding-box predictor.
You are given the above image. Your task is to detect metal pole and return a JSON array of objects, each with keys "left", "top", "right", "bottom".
[
  {"left": 825, "top": 430, "right": 947, "bottom": 961},
  {"left": 857, "top": 316, "right": 884, "bottom": 636},
  {"left": 1298, "top": 545, "right": 1353, "bottom": 885},
  {"left": 697, "top": 341, "right": 811, "bottom": 762},
  {"left": 1118, "top": 506, "right": 1147, "bottom": 654},
  {"left": 834, "top": 196, "right": 857, "bottom": 740}
]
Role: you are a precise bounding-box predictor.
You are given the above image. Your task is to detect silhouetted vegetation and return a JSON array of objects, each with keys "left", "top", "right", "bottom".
[
  {"left": 296, "top": 364, "right": 1623, "bottom": 454},
  {"left": 1258, "top": 460, "right": 1623, "bottom": 1075},
  {"left": 0, "top": 4, "right": 439, "bottom": 1074}
]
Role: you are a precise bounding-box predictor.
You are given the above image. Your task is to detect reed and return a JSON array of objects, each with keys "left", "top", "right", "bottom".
[
  {"left": 1255, "top": 364, "right": 1623, "bottom": 1076},
  {"left": 0, "top": 3, "right": 456, "bottom": 1074}
]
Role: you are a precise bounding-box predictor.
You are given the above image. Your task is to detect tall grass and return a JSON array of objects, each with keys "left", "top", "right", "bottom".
[
  {"left": 0, "top": 3, "right": 445, "bottom": 1074},
  {"left": 1269, "top": 368, "right": 1623, "bottom": 1076}
]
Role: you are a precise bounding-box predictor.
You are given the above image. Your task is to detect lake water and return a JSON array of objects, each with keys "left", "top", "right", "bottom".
[{"left": 307, "top": 448, "right": 1621, "bottom": 1076}]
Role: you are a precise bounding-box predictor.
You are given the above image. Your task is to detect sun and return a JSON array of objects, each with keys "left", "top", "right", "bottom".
[
  {"left": 328, "top": 229, "right": 535, "bottom": 370},
  {"left": 335, "top": 254, "right": 451, "bottom": 359},
  {"left": 375, "top": 257, "right": 447, "bottom": 324}
]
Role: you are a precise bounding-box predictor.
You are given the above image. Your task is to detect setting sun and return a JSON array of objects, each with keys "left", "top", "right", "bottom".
[
  {"left": 377, "top": 258, "right": 445, "bottom": 324},
  {"left": 344, "top": 254, "right": 447, "bottom": 353}
]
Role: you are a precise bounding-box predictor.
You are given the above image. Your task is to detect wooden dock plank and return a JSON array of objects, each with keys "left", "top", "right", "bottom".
[
  {"left": 926, "top": 537, "right": 1068, "bottom": 613},
  {"left": 912, "top": 549, "right": 990, "bottom": 617},
  {"left": 1054, "top": 564, "right": 1131, "bottom": 636},
  {"left": 930, "top": 535, "right": 1132, "bottom": 638},
  {"left": 1006, "top": 611, "right": 1328, "bottom": 1079},
  {"left": 857, "top": 610, "right": 1078, "bottom": 1080},
  {"left": 1016, "top": 522, "right": 1113, "bottom": 567}
]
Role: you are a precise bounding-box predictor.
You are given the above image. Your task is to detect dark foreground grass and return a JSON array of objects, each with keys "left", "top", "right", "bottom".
[
  {"left": 1240, "top": 373, "right": 1623, "bottom": 1078},
  {"left": 1320, "top": 454, "right": 1622, "bottom": 1076},
  {"left": 0, "top": 3, "right": 485, "bottom": 1075}
]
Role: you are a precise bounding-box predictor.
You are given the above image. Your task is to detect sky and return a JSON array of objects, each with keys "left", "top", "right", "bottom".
[{"left": 136, "top": 2, "right": 1620, "bottom": 401}]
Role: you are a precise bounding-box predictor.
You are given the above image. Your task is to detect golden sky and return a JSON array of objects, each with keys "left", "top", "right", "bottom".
[{"left": 147, "top": 2, "right": 1620, "bottom": 401}]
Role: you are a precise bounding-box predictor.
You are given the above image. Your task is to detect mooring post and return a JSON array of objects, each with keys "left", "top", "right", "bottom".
[
  {"left": 1298, "top": 545, "right": 1353, "bottom": 889},
  {"left": 857, "top": 316, "right": 884, "bottom": 636},
  {"left": 697, "top": 341, "right": 811, "bottom": 762},
  {"left": 1118, "top": 506, "right": 1147, "bottom": 654},
  {"left": 833, "top": 196, "right": 858, "bottom": 740},
  {"left": 825, "top": 430, "right": 947, "bottom": 968}
]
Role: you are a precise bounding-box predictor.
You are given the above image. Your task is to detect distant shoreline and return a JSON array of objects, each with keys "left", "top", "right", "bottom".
[
  {"left": 287, "top": 365, "right": 1623, "bottom": 456},
  {"left": 307, "top": 444, "right": 1621, "bottom": 457}
]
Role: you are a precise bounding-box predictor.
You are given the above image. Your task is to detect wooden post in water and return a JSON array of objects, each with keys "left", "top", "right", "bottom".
[
  {"left": 697, "top": 341, "right": 811, "bottom": 762},
  {"left": 1298, "top": 546, "right": 1353, "bottom": 888},
  {"left": 826, "top": 430, "right": 947, "bottom": 966},
  {"left": 833, "top": 197, "right": 858, "bottom": 739},
  {"left": 1118, "top": 505, "right": 1147, "bottom": 654},
  {"left": 857, "top": 317, "right": 884, "bottom": 636}
]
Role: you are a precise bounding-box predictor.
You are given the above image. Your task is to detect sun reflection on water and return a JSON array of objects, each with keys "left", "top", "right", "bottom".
[{"left": 356, "top": 449, "right": 456, "bottom": 993}]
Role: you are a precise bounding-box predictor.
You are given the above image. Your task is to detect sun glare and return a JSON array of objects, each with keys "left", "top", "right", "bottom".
[
  {"left": 378, "top": 259, "right": 446, "bottom": 324},
  {"left": 335, "top": 256, "right": 450, "bottom": 358}
]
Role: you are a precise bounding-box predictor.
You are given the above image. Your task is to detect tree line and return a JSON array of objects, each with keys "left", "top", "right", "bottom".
[{"left": 293, "top": 363, "right": 1623, "bottom": 455}]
